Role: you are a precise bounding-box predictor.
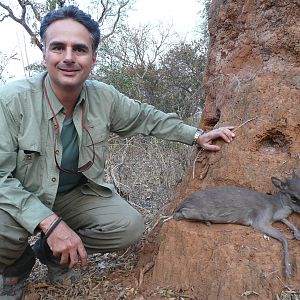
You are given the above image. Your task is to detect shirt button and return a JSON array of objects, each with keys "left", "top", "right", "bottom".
[
  {"left": 51, "top": 177, "right": 56, "bottom": 182},
  {"left": 55, "top": 150, "right": 59, "bottom": 155}
]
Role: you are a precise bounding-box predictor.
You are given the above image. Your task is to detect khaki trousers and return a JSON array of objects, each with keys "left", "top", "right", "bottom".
[{"left": 0, "top": 185, "right": 144, "bottom": 266}]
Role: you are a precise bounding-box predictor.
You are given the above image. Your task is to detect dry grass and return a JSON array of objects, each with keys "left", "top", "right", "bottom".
[
  {"left": 105, "top": 135, "right": 194, "bottom": 232},
  {"left": 25, "top": 247, "right": 140, "bottom": 299}
]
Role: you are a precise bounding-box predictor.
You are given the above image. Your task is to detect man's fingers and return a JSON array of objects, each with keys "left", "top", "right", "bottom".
[
  {"left": 60, "top": 252, "right": 70, "bottom": 267},
  {"left": 77, "top": 245, "right": 88, "bottom": 270},
  {"left": 223, "top": 128, "right": 235, "bottom": 139},
  {"left": 224, "top": 126, "right": 235, "bottom": 130},
  {"left": 203, "top": 144, "right": 221, "bottom": 151},
  {"left": 68, "top": 249, "right": 79, "bottom": 269},
  {"left": 209, "top": 127, "right": 235, "bottom": 143},
  {"left": 55, "top": 245, "right": 87, "bottom": 269},
  {"left": 219, "top": 131, "right": 233, "bottom": 143}
]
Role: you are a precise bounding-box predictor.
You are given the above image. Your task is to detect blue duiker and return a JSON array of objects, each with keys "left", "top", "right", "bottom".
[{"left": 173, "top": 172, "right": 300, "bottom": 278}]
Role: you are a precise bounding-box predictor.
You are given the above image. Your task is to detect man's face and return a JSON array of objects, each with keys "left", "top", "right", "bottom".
[{"left": 43, "top": 18, "right": 96, "bottom": 93}]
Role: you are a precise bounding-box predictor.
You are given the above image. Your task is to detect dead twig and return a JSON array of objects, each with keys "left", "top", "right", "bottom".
[
  {"left": 138, "top": 261, "right": 154, "bottom": 287},
  {"left": 179, "top": 295, "right": 198, "bottom": 300},
  {"left": 232, "top": 116, "right": 258, "bottom": 133},
  {"left": 192, "top": 148, "right": 204, "bottom": 179},
  {"left": 147, "top": 214, "right": 171, "bottom": 234}
]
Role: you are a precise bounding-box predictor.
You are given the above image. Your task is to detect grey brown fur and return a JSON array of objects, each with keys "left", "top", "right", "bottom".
[{"left": 173, "top": 172, "right": 300, "bottom": 278}]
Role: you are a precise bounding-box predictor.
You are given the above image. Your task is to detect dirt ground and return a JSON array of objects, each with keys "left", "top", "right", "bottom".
[
  {"left": 24, "top": 219, "right": 300, "bottom": 300},
  {"left": 24, "top": 226, "right": 187, "bottom": 300}
]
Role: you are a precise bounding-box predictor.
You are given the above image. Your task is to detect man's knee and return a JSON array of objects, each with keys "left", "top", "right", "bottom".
[
  {"left": 0, "top": 209, "right": 29, "bottom": 266},
  {"left": 120, "top": 211, "right": 144, "bottom": 248},
  {"left": 79, "top": 210, "right": 145, "bottom": 252}
]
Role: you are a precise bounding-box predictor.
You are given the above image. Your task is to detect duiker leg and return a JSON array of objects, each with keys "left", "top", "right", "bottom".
[
  {"left": 253, "top": 222, "right": 291, "bottom": 278},
  {"left": 281, "top": 218, "right": 300, "bottom": 240}
]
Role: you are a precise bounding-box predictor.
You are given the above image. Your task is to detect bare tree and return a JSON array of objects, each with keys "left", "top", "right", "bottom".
[
  {"left": 158, "top": 40, "right": 207, "bottom": 119},
  {"left": 0, "top": 1, "right": 44, "bottom": 50},
  {"left": 94, "top": 23, "right": 173, "bottom": 100},
  {"left": 96, "top": 0, "right": 131, "bottom": 40}
]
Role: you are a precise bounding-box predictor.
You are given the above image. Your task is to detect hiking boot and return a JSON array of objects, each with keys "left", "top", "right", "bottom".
[
  {"left": 0, "top": 245, "right": 36, "bottom": 300},
  {"left": 32, "top": 238, "right": 79, "bottom": 284},
  {"left": 0, "top": 276, "right": 25, "bottom": 300}
]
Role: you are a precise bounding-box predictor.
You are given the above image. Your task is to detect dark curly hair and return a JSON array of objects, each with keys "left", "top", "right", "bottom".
[{"left": 40, "top": 5, "right": 100, "bottom": 53}]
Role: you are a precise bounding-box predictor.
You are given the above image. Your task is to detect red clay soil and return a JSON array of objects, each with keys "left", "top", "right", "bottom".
[{"left": 136, "top": 1, "right": 300, "bottom": 299}]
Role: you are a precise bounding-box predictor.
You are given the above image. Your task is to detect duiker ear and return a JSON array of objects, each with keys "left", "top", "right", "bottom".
[{"left": 271, "top": 177, "right": 287, "bottom": 191}]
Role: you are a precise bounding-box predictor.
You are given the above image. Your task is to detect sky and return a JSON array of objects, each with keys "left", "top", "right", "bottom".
[
  {"left": 128, "top": 0, "right": 200, "bottom": 38},
  {"left": 0, "top": 0, "right": 201, "bottom": 81}
]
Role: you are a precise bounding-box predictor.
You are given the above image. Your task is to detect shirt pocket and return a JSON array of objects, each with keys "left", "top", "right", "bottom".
[
  {"left": 82, "top": 123, "right": 108, "bottom": 147},
  {"left": 14, "top": 146, "right": 44, "bottom": 193}
]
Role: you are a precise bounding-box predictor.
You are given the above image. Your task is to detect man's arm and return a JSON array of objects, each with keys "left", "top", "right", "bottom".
[
  {"left": 0, "top": 101, "right": 54, "bottom": 234},
  {"left": 110, "top": 91, "right": 197, "bottom": 144},
  {"left": 109, "top": 90, "right": 235, "bottom": 147}
]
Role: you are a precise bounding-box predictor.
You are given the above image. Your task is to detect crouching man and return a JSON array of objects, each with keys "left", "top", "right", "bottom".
[{"left": 0, "top": 5, "right": 235, "bottom": 299}]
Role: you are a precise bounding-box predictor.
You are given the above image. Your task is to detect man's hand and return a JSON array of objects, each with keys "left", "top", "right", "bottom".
[
  {"left": 196, "top": 126, "right": 235, "bottom": 151},
  {"left": 39, "top": 215, "right": 88, "bottom": 270}
]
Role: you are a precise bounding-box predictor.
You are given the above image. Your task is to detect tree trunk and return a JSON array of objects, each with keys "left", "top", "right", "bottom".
[{"left": 138, "top": 0, "right": 300, "bottom": 299}]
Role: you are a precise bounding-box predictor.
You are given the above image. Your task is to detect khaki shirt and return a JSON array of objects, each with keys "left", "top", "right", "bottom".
[{"left": 0, "top": 72, "right": 197, "bottom": 234}]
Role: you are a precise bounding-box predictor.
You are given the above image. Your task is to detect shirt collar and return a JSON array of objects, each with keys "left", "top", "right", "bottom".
[
  {"left": 43, "top": 73, "right": 87, "bottom": 120},
  {"left": 44, "top": 74, "right": 64, "bottom": 121}
]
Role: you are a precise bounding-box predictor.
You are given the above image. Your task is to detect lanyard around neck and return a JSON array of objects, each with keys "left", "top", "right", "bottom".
[{"left": 42, "top": 78, "right": 85, "bottom": 135}]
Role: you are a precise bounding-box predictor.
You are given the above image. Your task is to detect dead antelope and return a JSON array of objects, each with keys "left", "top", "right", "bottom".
[{"left": 173, "top": 172, "right": 300, "bottom": 278}]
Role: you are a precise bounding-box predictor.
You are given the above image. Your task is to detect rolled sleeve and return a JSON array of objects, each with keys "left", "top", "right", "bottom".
[{"left": 110, "top": 90, "right": 197, "bottom": 145}]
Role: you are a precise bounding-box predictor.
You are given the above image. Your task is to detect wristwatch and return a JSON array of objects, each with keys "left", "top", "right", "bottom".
[{"left": 193, "top": 128, "right": 205, "bottom": 145}]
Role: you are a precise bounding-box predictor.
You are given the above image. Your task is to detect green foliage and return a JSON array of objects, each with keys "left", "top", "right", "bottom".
[
  {"left": 157, "top": 40, "right": 207, "bottom": 119},
  {"left": 25, "top": 62, "right": 46, "bottom": 74},
  {"left": 195, "top": 0, "right": 211, "bottom": 48}
]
